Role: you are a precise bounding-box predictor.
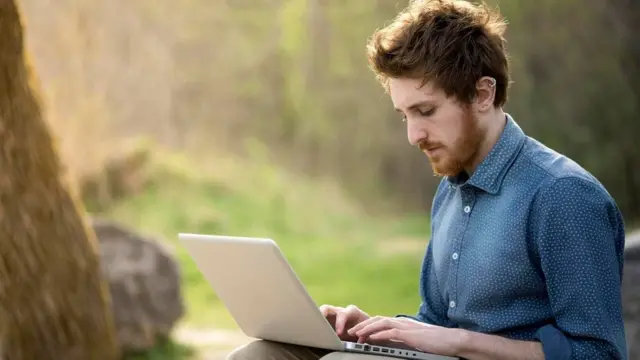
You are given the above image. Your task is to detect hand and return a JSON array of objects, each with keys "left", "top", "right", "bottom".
[
  {"left": 319, "top": 304, "right": 370, "bottom": 342},
  {"left": 347, "top": 316, "right": 464, "bottom": 357}
]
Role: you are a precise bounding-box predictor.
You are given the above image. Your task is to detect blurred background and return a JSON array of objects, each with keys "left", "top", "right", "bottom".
[{"left": 16, "top": 0, "right": 640, "bottom": 358}]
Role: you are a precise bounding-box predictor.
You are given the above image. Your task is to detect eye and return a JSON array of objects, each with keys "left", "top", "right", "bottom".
[{"left": 418, "top": 108, "right": 435, "bottom": 117}]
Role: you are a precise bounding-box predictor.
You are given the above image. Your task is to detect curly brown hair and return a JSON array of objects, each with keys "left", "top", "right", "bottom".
[{"left": 366, "top": 0, "right": 511, "bottom": 107}]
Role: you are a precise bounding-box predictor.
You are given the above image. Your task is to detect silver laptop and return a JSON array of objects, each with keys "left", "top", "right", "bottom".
[{"left": 178, "top": 233, "right": 458, "bottom": 360}]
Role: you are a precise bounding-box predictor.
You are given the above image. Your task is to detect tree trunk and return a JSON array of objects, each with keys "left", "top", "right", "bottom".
[{"left": 0, "top": 1, "right": 120, "bottom": 359}]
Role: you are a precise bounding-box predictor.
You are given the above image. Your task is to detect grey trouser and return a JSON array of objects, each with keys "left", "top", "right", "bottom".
[{"left": 227, "top": 340, "right": 398, "bottom": 360}]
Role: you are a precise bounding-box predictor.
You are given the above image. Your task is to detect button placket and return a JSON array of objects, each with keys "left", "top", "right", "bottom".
[{"left": 447, "top": 186, "right": 475, "bottom": 317}]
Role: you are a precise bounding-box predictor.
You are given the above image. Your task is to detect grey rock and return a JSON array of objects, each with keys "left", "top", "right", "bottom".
[
  {"left": 624, "top": 229, "right": 640, "bottom": 359},
  {"left": 91, "top": 217, "right": 185, "bottom": 352}
]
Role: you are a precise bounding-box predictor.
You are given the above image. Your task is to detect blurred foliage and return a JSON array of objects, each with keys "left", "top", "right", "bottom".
[{"left": 18, "top": 0, "right": 640, "bottom": 221}]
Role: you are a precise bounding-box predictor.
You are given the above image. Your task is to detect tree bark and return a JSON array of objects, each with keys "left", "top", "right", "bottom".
[{"left": 0, "top": 0, "right": 120, "bottom": 359}]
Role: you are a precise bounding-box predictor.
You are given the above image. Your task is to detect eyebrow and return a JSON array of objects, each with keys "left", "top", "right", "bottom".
[{"left": 394, "top": 100, "right": 434, "bottom": 112}]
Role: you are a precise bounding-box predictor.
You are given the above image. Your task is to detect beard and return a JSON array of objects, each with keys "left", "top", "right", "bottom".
[{"left": 419, "top": 105, "right": 484, "bottom": 177}]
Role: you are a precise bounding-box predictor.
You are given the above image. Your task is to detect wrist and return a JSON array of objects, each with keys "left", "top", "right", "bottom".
[{"left": 452, "top": 328, "right": 473, "bottom": 357}]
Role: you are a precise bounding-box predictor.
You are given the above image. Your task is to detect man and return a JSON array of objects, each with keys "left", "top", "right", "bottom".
[{"left": 228, "top": 0, "right": 628, "bottom": 359}]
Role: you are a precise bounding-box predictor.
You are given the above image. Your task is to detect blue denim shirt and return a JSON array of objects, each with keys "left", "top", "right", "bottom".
[{"left": 401, "top": 115, "right": 627, "bottom": 359}]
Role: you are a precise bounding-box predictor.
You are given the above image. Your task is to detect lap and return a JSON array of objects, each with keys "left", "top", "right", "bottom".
[
  {"left": 227, "top": 339, "right": 329, "bottom": 360},
  {"left": 227, "top": 340, "right": 399, "bottom": 360}
]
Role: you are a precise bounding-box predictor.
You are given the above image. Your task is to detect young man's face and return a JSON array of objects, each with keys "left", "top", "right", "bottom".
[{"left": 389, "top": 77, "right": 485, "bottom": 177}]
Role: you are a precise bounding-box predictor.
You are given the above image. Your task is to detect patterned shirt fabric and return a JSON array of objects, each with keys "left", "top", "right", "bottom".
[{"left": 400, "top": 115, "right": 627, "bottom": 359}]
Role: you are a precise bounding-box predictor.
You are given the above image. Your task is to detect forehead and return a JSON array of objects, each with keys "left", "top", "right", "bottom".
[{"left": 389, "top": 77, "right": 444, "bottom": 110}]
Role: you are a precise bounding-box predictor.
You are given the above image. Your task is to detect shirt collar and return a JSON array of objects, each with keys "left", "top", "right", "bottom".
[{"left": 447, "top": 114, "right": 526, "bottom": 194}]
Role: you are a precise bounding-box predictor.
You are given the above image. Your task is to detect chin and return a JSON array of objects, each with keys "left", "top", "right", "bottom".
[
  {"left": 432, "top": 167, "right": 456, "bottom": 177},
  {"left": 430, "top": 163, "right": 453, "bottom": 177},
  {"left": 429, "top": 158, "right": 463, "bottom": 177}
]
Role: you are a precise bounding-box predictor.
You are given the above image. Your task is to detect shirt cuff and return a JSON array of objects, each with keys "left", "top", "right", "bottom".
[{"left": 534, "top": 324, "right": 572, "bottom": 360}]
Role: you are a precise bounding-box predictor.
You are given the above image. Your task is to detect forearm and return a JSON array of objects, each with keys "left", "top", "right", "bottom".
[{"left": 455, "top": 329, "right": 544, "bottom": 360}]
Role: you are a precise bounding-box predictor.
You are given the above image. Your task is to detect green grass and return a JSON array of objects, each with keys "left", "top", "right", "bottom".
[{"left": 99, "top": 146, "right": 431, "bottom": 331}]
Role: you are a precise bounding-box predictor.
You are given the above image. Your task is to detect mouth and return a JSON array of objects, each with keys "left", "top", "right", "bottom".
[
  {"left": 423, "top": 146, "right": 442, "bottom": 157},
  {"left": 418, "top": 140, "right": 443, "bottom": 157}
]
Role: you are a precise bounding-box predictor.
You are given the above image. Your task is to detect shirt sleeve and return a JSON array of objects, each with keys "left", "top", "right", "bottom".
[{"left": 530, "top": 176, "right": 627, "bottom": 360}]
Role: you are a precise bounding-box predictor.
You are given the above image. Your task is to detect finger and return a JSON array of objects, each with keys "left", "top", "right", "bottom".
[
  {"left": 336, "top": 305, "right": 360, "bottom": 335},
  {"left": 335, "top": 311, "right": 351, "bottom": 335},
  {"left": 353, "top": 316, "right": 416, "bottom": 337},
  {"left": 319, "top": 304, "right": 337, "bottom": 317},
  {"left": 347, "top": 315, "right": 377, "bottom": 335},
  {"left": 320, "top": 305, "right": 340, "bottom": 333},
  {"left": 354, "top": 318, "right": 399, "bottom": 338},
  {"left": 349, "top": 315, "right": 413, "bottom": 335}
]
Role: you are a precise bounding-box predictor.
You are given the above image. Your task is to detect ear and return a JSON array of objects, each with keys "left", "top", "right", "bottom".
[{"left": 474, "top": 76, "right": 496, "bottom": 112}]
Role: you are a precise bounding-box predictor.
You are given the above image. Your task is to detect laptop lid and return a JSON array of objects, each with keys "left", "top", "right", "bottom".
[{"left": 178, "top": 233, "right": 345, "bottom": 351}]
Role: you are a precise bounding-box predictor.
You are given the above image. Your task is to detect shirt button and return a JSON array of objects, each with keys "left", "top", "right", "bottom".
[
  {"left": 449, "top": 301, "right": 456, "bottom": 308},
  {"left": 463, "top": 205, "right": 471, "bottom": 213},
  {"left": 452, "top": 252, "right": 459, "bottom": 260}
]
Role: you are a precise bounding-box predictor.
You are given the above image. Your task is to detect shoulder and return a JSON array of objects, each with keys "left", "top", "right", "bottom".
[
  {"left": 534, "top": 176, "right": 619, "bottom": 226},
  {"left": 519, "top": 136, "right": 614, "bottom": 203},
  {"left": 518, "top": 137, "right": 624, "bottom": 234}
]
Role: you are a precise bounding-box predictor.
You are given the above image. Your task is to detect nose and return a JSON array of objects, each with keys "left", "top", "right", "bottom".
[{"left": 407, "top": 120, "right": 428, "bottom": 147}]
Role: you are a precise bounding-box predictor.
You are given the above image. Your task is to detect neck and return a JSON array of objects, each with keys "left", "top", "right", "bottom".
[{"left": 464, "top": 108, "right": 507, "bottom": 175}]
